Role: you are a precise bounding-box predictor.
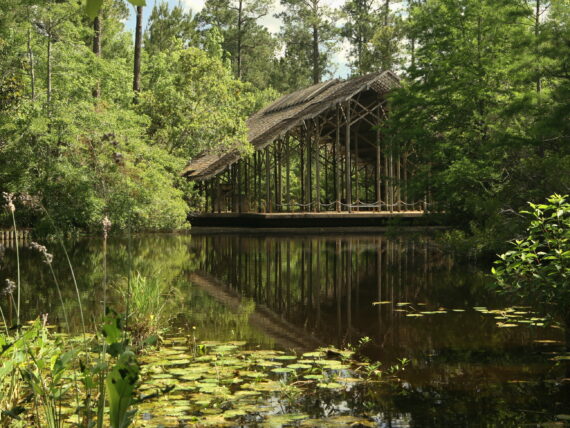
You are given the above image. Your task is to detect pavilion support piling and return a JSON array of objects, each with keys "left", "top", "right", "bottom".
[
  {"left": 375, "top": 109, "right": 381, "bottom": 212},
  {"left": 286, "top": 135, "right": 291, "bottom": 212},
  {"left": 345, "top": 102, "right": 352, "bottom": 213},
  {"left": 300, "top": 130, "right": 305, "bottom": 212},
  {"left": 354, "top": 132, "right": 359, "bottom": 211},
  {"left": 335, "top": 106, "right": 341, "bottom": 212},
  {"left": 315, "top": 120, "right": 321, "bottom": 212},
  {"left": 307, "top": 122, "right": 313, "bottom": 212},
  {"left": 265, "top": 146, "right": 271, "bottom": 213}
]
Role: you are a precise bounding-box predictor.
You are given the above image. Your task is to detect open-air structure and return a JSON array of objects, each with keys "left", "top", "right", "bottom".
[{"left": 183, "top": 71, "right": 428, "bottom": 226}]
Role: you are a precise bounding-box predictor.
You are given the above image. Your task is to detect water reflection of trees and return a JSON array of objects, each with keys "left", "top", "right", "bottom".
[
  {"left": 190, "top": 234, "right": 561, "bottom": 363},
  {"left": 0, "top": 235, "right": 196, "bottom": 331}
]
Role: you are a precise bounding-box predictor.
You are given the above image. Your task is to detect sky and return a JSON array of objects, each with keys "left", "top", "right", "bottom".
[{"left": 123, "top": 0, "right": 352, "bottom": 79}]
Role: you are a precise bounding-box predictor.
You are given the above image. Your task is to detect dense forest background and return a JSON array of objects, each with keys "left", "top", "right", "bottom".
[{"left": 0, "top": 0, "right": 568, "bottom": 255}]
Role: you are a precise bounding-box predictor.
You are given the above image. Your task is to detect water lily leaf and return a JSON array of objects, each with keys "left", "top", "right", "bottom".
[
  {"left": 271, "top": 367, "right": 295, "bottom": 374},
  {"left": 256, "top": 360, "right": 282, "bottom": 368},
  {"left": 317, "top": 382, "right": 343, "bottom": 389},
  {"left": 161, "top": 358, "right": 191, "bottom": 366},
  {"left": 151, "top": 373, "right": 174, "bottom": 379},
  {"left": 223, "top": 409, "right": 247, "bottom": 419},
  {"left": 239, "top": 370, "right": 268, "bottom": 378},
  {"left": 372, "top": 301, "right": 391, "bottom": 305},
  {"left": 213, "top": 345, "right": 238, "bottom": 353},
  {"left": 287, "top": 364, "right": 312, "bottom": 370},
  {"left": 302, "top": 351, "right": 325, "bottom": 358},
  {"left": 263, "top": 413, "right": 308, "bottom": 427},
  {"left": 233, "top": 390, "right": 261, "bottom": 397},
  {"left": 273, "top": 355, "right": 296, "bottom": 360},
  {"left": 303, "top": 374, "right": 325, "bottom": 380}
]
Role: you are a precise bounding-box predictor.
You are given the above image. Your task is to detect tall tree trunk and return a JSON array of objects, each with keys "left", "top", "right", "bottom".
[
  {"left": 133, "top": 6, "right": 143, "bottom": 102},
  {"left": 92, "top": 15, "right": 102, "bottom": 98},
  {"left": 46, "top": 28, "right": 52, "bottom": 112},
  {"left": 27, "top": 28, "right": 35, "bottom": 101},
  {"left": 237, "top": 0, "right": 243, "bottom": 79},
  {"left": 535, "top": 0, "right": 541, "bottom": 93},
  {"left": 312, "top": 24, "right": 319, "bottom": 84}
]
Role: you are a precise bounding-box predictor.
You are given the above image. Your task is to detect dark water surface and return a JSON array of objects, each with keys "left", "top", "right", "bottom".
[{"left": 1, "top": 232, "right": 569, "bottom": 426}]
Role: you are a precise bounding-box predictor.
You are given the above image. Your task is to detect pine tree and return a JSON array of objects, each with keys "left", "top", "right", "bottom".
[{"left": 278, "top": 0, "right": 339, "bottom": 86}]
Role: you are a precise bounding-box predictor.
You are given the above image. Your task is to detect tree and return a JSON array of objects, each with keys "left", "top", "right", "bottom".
[
  {"left": 278, "top": 0, "right": 339, "bottom": 86},
  {"left": 493, "top": 195, "right": 570, "bottom": 338},
  {"left": 137, "top": 46, "right": 274, "bottom": 159},
  {"left": 133, "top": 5, "right": 143, "bottom": 99},
  {"left": 384, "top": 0, "right": 570, "bottom": 253},
  {"left": 197, "top": 0, "right": 276, "bottom": 83},
  {"left": 144, "top": 1, "right": 197, "bottom": 56},
  {"left": 341, "top": 0, "right": 379, "bottom": 74}
]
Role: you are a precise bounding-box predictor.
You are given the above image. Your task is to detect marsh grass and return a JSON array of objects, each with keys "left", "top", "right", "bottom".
[
  {"left": 0, "top": 200, "right": 146, "bottom": 428},
  {"left": 117, "top": 272, "right": 182, "bottom": 350}
]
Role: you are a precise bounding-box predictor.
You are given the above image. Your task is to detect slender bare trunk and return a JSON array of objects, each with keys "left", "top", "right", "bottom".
[
  {"left": 46, "top": 27, "right": 52, "bottom": 111},
  {"left": 535, "top": 0, "right": 541, "bottom": 93},
  {"left": 133, "top": 6, "right": 143, "bottom": 102},
  {"left": 237, "top": 0, "right": 243, "bottom": 79},
  {"left": 312, "top": 24, "right": 319, "bottom": 84},
  {"left": 92, "top": 15, "right": 102, "bottom": 98},
  {"left": 27, "top": 28, "right": 35, "bottom": 101}
]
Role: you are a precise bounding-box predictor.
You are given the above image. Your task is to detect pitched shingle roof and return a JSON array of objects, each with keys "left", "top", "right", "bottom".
[{"left": 182, "top": 70, "right": 400, "bottom": 180}]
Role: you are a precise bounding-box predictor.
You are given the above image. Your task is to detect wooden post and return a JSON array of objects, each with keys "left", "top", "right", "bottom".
[
  {"left": 375, "top": 109, "right": 381, "bottom": 212},
  {"left": 286, "top": 135, "right": 291, "bottom": 212},
  {"left": 315, "top": 120, "right": 321, "bottom": 212},
  {"left": 236, "top": 162, "right": 242, "bottom": 213},
  {"left": 273, "top": 141, "right": 281, "bottom": 212},
  {"left": 354, "top": 132, "right": 359, "bottom": 211},
  {"left": 244, "top": 157, "right": 250, "bottom": 212},
  {"left": 307, "top": 122, "right": 313, "bottom": 212},
  {"left": 403, "top": 152, "right": 408, "bottom": 211},
  {"left": 265, "top": 146, "right": 271, "bottom": 213},
  {"left": 215, "top": 176, "right": 221, "bottom": 213},
  {"left": 300, "top": 131, "right": 305, "bottom": 212},
  {"left": 335, "top": 106, "right": 341, "bottom": 212},
  {"left": 397, "top": 153, "right": 401, "bottom": 212},
  {"left": 384, "top": 141, "right": 389, "bottom": 212},
  {"left": 345, "top": 101, "right": 352, "bottom": 213}
]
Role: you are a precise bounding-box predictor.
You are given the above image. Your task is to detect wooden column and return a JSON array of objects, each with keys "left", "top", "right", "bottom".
[
  {"left": 307, "top": 122, "right": 313, "bottom": 211},
  {"left": 244, "top": 157, "right": 250, "bottom": 212},
  {"left": 315, "top": 120, "right": 321, "bottom": 212},
  {"left": 273, "top": 140, "right": 281, "bottom": 212},
  {"left": 300, "top": 131, "right": 305, "bottom": 212},
  {"left": 335, "top": 106, "right": 341, "bottom": 212},
  {"left": 236, "top": 163, "right": 242, "bottom": 213},
  {"left": 265, "top": 146, "right": 271, "bottom": 213},
  {"left": 286, "top": 135, "right": 291, "bottom": 212},
  {"left": 354, "top": 131, "right": 359, "bottom": 210},
  {"left": 375, "top": 109, "right": 382, "bottom": 212},
  {"left": 215, "top": 176, "right": 221, "bottom": 213},
  {"left": 345, "top": 101, "right": 352, "bottom": 213},
  {"left": 397, "top": 152, "right": 401, "bottom": 212}
]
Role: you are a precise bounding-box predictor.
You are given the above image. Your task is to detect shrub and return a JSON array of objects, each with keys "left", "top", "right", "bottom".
[{"left": 492, "top": 194, "right": 570, "bottom": 332}]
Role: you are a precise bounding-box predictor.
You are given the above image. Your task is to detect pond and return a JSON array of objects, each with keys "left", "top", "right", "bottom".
[{"left": 1, "top": 232, "right": 569, "bottom": 426}]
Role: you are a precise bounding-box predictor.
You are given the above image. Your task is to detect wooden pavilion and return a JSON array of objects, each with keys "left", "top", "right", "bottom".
[{"left": 183, "top": 71, "right": 427, "bottom": 225}]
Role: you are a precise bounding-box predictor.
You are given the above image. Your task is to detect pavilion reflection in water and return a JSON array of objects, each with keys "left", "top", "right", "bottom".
[{"left": 188, "top": 234, "right": 455, "bottom": 356}]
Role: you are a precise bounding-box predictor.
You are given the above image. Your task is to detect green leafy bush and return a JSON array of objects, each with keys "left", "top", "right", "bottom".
[{"left": 492, "top": 194, "right": 570, "bottom": 328}]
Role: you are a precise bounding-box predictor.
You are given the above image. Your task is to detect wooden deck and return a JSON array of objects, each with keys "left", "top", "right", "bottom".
[{"left": 189, "top": 210, "right": 434, "bottom": 228}]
